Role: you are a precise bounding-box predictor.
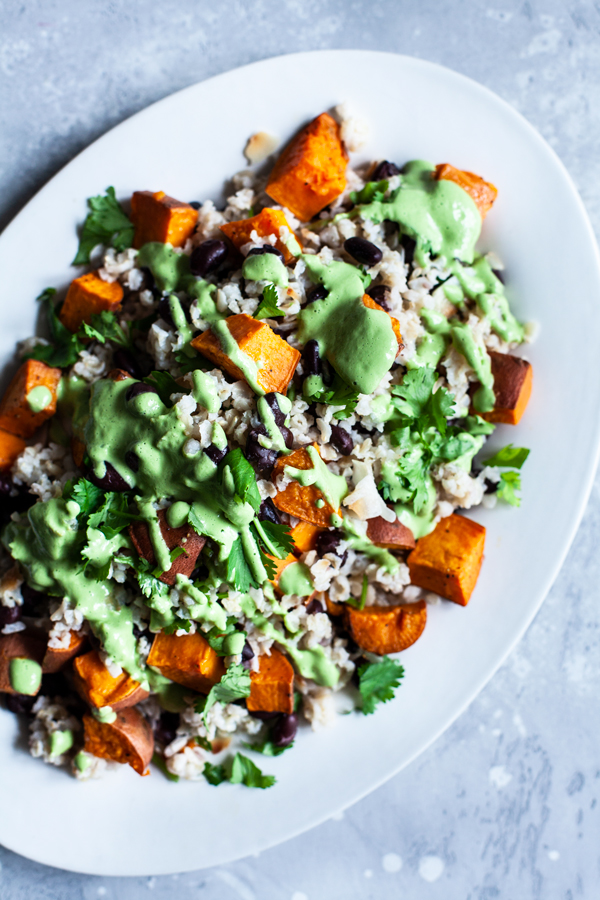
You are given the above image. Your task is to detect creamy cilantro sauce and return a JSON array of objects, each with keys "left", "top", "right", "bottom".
[
  {"left": 9, "top": 658, "right": 42, "bottom": 695},
  {"left": 50, "top": 729, "right": 74, "bottom": 757},
  {"left": 278, "top": 561, "right": 314, "bottom": 597},
  {"left": 285, "top": 445, "right": 348, "bottom": 521},
  {"left": 242, "top": 253, "right": 289, "bottom": 287},
  {"left": 26, "top": 385, "right": 52, "bottom": 414},
  {"left": 257, "top": 394, "right": 291, "bottom": 454}
]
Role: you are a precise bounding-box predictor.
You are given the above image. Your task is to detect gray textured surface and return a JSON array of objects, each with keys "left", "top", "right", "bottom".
[{"left": 1, "top": 1, "right": 599, "bottom": 897}]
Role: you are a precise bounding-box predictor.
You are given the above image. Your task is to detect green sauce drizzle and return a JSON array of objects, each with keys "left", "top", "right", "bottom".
[
  {"left": 285, "top": 445, "right": 348, "bottom": 521},
  {"left": 26, "top": 385, "right": 52, "bottom": 414},
  {"left": 9, "top": 658, "right": 42, "bottom": 695},
  {"left": 242, "top": 253, "right": 289, "bottom": 287},
  {"left": 278, "top": 561, "right": 314, "bottom": 597}
]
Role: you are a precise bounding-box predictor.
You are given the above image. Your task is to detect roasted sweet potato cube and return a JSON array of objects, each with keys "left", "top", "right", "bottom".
[
  {"left": 42, "top": 630, "right": 87, "bottom": 675},
  {"left": 83, "top": 708, "right": 154, "bottom": 775},
  {"left": 0, "top": 360, "right": 62, "bottom": 439},
  {"left": 345, "top": 600, "right": 427, "bottom": 655},
  {"left": 146, "top": 632, "right": 225, "bottom": 694},
  {"left": 59, "top": 271, "right": 124, "bottom": 333},
  {"left": 0, "top": 632, "right": 45, "bottom": 695},
  {"left": 0, "top": 428, "right": 26, "bottom": 471},
  {"left": 482, "top": 351, "right": 533, "bottom": 426},
  {"left": 247, "top": 648, "right": 294, "bottom": 714},
  {"left": 191, "top": 314, "right": 300, "bottom": 395},
  {"left": 266, "top": 113, "right": 348, "bottom": 221},
  {"left": 130, "top": 190, "right": 198, "bottom": 249},
  {"left": 290, "top": 521, "right": 324, "bottom": 555},
  {"left": 362, "top": 294, "right": 403, "bottom": 352},
  {"left": 220, "top": 208, "right": 298, "bottom": 264},
  {"left": 325, "top": 596, "right": 344, "bottom": 617},
  {"left": 367, "top": 515, "right": 415, "bottom": 550},
  {"left": 73, "top": 650, "right": 149, "bottom": 711},
  {"left": 434, "top": 164, "right": 498, "bottom": 219},
  {"left": 407, "top": 514, "right": 485, "bottom": 606},
  {"left": 272, "top": 444, "right": 338, "bottom": 527},
  {"left": 128, "top": 508, "right": 206, "bottom": 586}
]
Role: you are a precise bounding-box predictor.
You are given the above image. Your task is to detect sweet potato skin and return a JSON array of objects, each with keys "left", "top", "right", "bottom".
[
  {"left": 247, "top": 648, "right": 294, "bottom": 714},
  {"left": 191, "top": 314, "right": 300, "bottom": 395},
  {"left": 42, "top": 630, "right": 87, "bottom": 675},
  {"left": 367, "top": 515, "right": 415, "bottom": 550},
  {"left": 220, "top": 208, "right": 298, "bottom": 264},
  {"left": 59, "top": 271, "right": 124, "bottom": 333},
  {"left": 482, "top": 351, "right": 533, "bottom": 425},
  {"left": 434, "top": 164, "right": 498, "bottom": 219},
  {"left": 0, "top": 632, "right": 45, "bottom": 695},
  {"left": 407, "top": 514, "right": 486, "bottom": 606},
  {"left": 0, "top": 428, "right": 26, "bottom": 471},
  {"left": 131, "top": 190, "right": 198, "bottom": 249},
  {"left": 272, "top": 444, "right": 338, "bottom": 527},
  {"left": 266, "top": 113, "right": 348, "bottom": 221},
  {"left": 146, "top": 632, "right": 225, "bottom": 694},
  {"left": 345, "top": 600, "right": 427, "bottom": 655},
  {"left": 128, "top": 509, "right": 206, "bottom": 585},
  {"left": 362, "top": 294, "right": 404, "bottom": 352},
  {"left": 73, "top": 650, "right": 149, "bottom": 710},
  {"left": 0, "top": 360, "right": 62, "bottom": 438},
  {"left": 83, "top": 708, "right": 154, "bottom": 775}
]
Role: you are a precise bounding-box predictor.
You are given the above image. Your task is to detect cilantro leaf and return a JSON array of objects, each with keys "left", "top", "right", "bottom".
[
  {"left": 347, "top": 573, "right": 368, "bottom": 610},
  {"left": 73, "top": 187, "right": 134, "bottom": 265},
  {"left": 227, "top": 535, "right": 257, "bottom": 592},
  {"left": 163, "top": 616, "right": 193, "bottom": 635},
  {"left": 462, "top": 415, "right": 496, "bottom": 436},
  {"left": 205, "top": 619, "right": 246, "bottom": 656},
  {"left": 391, "top": 366, "right": 437, "bottom": 420},
  {"left": 254, "top": 283, "right": 281, "bottom": 320},
  {"left": 143, "top": 371, "right": 189, "bottom": 407},
  {"left": 484, "top": 444, "right": 530, "bottom": 470},
  {"left": 25, "top": 288, "right": 84, "bottom": 368},
  {"left": 303, "top": 371, "right": 359, "bottom": 420},
  {"left": 203, "top": 761, "right": 227, "bottom": 786},
  {"left": 256, "top": 520, "right": 295, "bottom": 557},
  {"left": 358, "top": 656, "right": 405, "bottom": 715},
  {"left": 221, "top": 448, "right": 261, "bottom": 513},
  {"left": 497, "top": 470, "right": 522, "bottom": 506},
  {"left": 65, "top": 478, "right": 105, "bottom": 517},
  {"left": 87, "top": 491, "right": 136, "bottom": 539},
  {"left": 79, "top": 310, "right": 131, "bottom": 349},
  {"left": 198, "top": 664, "right": 251, "bottom": 720},
  {"left": 152, "top": 752, "right": 179, "bottom": 782},
  {"left": 229, "top": 752, "right": 276, "bottom": 789},
  {"left": 351, "top": 179, "right": 389, "bottom": 205},
  {"left": 242, "top": 738, "right": 294, "bottom": 757},
  {"left": 83, "top": 560, "right": 111, "bottom": 582}
]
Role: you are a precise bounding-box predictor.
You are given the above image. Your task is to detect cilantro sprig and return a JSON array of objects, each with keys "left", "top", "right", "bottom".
[
  {"left": 483, "top": 443, "right": 530, "bottom": 507},
  {"left": 203, "top": 753, "right": 276, "bottom": 789},
  {"left": 303, "top": 371, "right": 359, "bottom": 420},
  {"left": 195, "top": 664, "right": 251, "bottom": 721},
  {"left": 254, "top": 283, "right": 281, "bottom": 320},
  {"left": 350, "top": 179, "right": 389, "bottom": 206},
  {"left": 25, "top": 288, "right": 84, "bottom": 368},
  {"left": 73, "top": 186, "right": 134, "bottom": 265},
  {"left": 357, "top": 656, "right": 405, "bottom": 714}
]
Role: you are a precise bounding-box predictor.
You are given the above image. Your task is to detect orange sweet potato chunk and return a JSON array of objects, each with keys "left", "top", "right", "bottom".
[
  {"left": 407, "top": 514, "right": 486, "bottom": 606},
  {"left": 59, "top": 271, "right": 124, "bottom": 333},
  {"left": 220, "top": 208, "right": 298, "bottom": 265},
  {"left": 0, "top": 428, "right": 26, "bottom": 471},
  {"left": 345, "top": 600, "right": 427, "bottom": 655},
  {"left": 362, "top": 294, "right": 404, "bottom": 352},
  {"left": 42, "top": 630, "right": 87, "bottom": 675},
  {"left": 247, "top": 649, "right": 294, "bottom": 714},
  {"left": 146, "top": 632, "right": 225, "bottom": 694},
  {"left": 73, "top": 650, "right": 149, "bottom": 711},
  {"left": 434, "top": 164, "right": 498, "bottom": 219},
  {"left": 266, "top": 113, "right": 348, "bottom": 221},
  {"left": 129, "top": 508, "right": 206, "bottom": 586},
  {"left": 191, "top": 314, "right": 300, "bottom": 395},
  {"left": 482, "top": 351, "right": 533, "bottom": 426},
  {"left": 131, "top": 190, "right": 198, "bottom": 249},
  {"left": 366, "top": 515, "right": 415, "bottom": 550},
  {"left": 0, "top": 632, "right": 45, "bottom": 695},
  {"left": 272, "top": 444, "right": 338, "bottom": 528},
  {"left": 0, "top": 360, "right": 62, "bottom": 439},
  {"left": 290, "top": 521, "right": 324, "bottom": 554},
  {"left": 83, "top": 708, "right": 154, "bottom": 775}
]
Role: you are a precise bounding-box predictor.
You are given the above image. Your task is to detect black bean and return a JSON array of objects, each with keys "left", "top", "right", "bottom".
[
  {"left": 246, "top": 244, "right": 285, "bottom": 263},
  {"left": 85, "top": 461, "right": 130, "bottom": 493},
  {"left": 344, "top": 237, "right": 383, "bottom": 268},
  {"left": 5, "top": 694, "right": 36, "bottom": 715},
  {"left": 188, "top": 201, "right": 201, "bottom": 210},
  {"left": 0, "top": 606, "right": 21, "bottom": 627},
  {"left": 158, "top": 296, "right": 174, "bottom": 326},
  {"left": 20, "top": 585, "right": 47, "bottom": 617},
  {"left": 125, "top": 450, "right": 140, "bottom": 472},
  {"left": 126, "top": 382, "right": 158, "bottom": 402},
  {"left": 484, "top": 478, "right": 499, "bottom": 494},
  {"left": 246, "top": 428, "right": 277, "bottom": 475},
  {"left": 272, "top": 713, "right": 297, "bottom": 748},
  {"left": 112, "top": 349, "right": 142, "bottom": 379},
  {"left": 330, "top": 423, "right": 354, "bottom": 455},
  {"left": 154, "top": 711, "right": 180, "bottom": 747},
  {"left": 401, "top": 235, "right": 416, "bottom": 266},
  {"left": 264, "top": 392, "right": 286, "bottom": 426},
  {"left": 302, "top": 340, "right": 322, "bottom": 377},
  {"left": 0, "top": 474, "right": 12, "bottom": 495},
  {"left": 259, "top": 498, "right": 281, "bottom": 525},
  {"left": 41, "top": 672, "right": 72, "bottom": 699},
  {"left": 366, "top": 284, "right": 391, "bottom": 311},
  {"left": 190, "top": 564, "right": 208, "bottom": 582},
  {"left": 372, "top": 160, "right": 400, "bottom": 180},
  {"left": 492, "top": 269, "right": 505, "bottom": 285},
  {"left": 190, "top": 239, "right": 229, "bottom": 277},
  {"left": 316, "top": 530, "right": 344, "bottom": 557},
  {"left": 305, "top": 599, "right": 324, "bottom": 615},
  {"left": 241, "top": 641, "right": 255, "bottom": 662},
  {"left": 279, "top": 425, "right": 293, "bottom": 450},
  {"left": 132, "top": 623, "right": 149, "bottom": 639},
  {"left": 204, "top": 444, "right": 228, "bottom": 466},
  {"left": 306, "top": 285, "right": 328, "bottom": 304}
]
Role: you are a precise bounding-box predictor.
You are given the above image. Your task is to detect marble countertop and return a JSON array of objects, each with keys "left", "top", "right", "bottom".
[{"left": 1, "top": 2, "right": 599, "bottom": 897}]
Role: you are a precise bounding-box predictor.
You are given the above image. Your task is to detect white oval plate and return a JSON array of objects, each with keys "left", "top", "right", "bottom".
[{"left": 1, "top": 50, "right": 599, "bottom": 877}]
